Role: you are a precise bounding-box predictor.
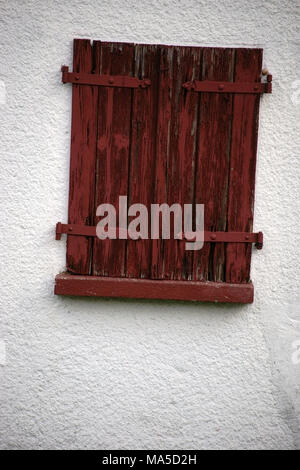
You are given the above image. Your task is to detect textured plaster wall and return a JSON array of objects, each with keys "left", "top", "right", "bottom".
[{"left": 0, "top": 0, "right": 299, "bottom": 450}]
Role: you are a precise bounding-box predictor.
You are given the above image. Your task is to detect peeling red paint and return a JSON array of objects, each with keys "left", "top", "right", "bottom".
[{"left": 62, "top": 40, "right": 265, "bottom": 301}]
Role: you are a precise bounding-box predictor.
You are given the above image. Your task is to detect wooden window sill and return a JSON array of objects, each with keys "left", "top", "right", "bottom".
[{"left": 54, "top": 273, "right": 254, "bottom": 303}]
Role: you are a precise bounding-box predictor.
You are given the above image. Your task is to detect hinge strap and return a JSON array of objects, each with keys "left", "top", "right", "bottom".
[
  {"left": 61, "top": 66, "right": 151, "bottom": 88},
  {"left": 182, "top": 75, "right": 272, "bottom": 94},
  {"left": 56, "top": 223, "right": 263, "bottom": 249}
]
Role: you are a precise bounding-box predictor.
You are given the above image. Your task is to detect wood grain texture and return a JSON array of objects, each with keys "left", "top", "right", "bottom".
[
  {"left": 193, "top": 48, "right": 235, "bottom": 282},
  {"left": 55, "top": 273, "right": 254, "bottom": 303},
  {"left": 67, "top": 39, "right": 98, "bottom": 274},
  {"left": 92, "top": 41, "right": 134, "bottom": 277},
  {"left": 126, "top": 44, "right": 160, "bottom": 278},
  {"left": 226, "top": 49, "right": 262, "bottom": 283},
  {"left": 63, "top": 41, "right": 264, "bottom": 296},
  {"left": 158, "top": 46, "right": 201, "bottom": 280},
  {"left": 150, "top": 45, "right": 172, "bottom": 279}
]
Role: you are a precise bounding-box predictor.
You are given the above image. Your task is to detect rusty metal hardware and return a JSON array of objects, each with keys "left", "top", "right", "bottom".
[
  {"left": 182, "top": 75, "right": 272, "bottom": 94},
  {"left": 56, "top": 223, "right": 263, "bottom": 249},
  {"left": 61, "top": 66, "right": 151, "bottom": 88}
]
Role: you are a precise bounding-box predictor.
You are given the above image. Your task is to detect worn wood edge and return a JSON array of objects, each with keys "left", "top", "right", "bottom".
[{"left": 54, "top": 274, "right": 254, "bottom": 303}]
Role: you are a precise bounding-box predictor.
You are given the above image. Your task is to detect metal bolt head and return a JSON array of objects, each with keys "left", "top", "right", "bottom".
[
  {"left": 211, "top": 234, "right": 217, "bottom": 240},
  {"left": 218, "top": 84, "right": 224, "bottom": 91},
  {"left": 108, "top": 78, "right": 114, "bottom": 84},
  {"left": 262, "top": 68, "right": 269, "bottom": 76}
]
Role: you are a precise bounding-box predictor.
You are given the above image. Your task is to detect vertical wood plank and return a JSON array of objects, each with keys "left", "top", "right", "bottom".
[
  {"left": 193, "top": 48, "right": 235, "bottom": 281},
  {"left": 65, "top": 41, "right": 263, "bottom": 287},
  {"left": 160, "top": 46, "right": 201, "bottom": 280},
  {"left": 92, "top": 42, "right": 135, "bottom": 277},
  {"left": 67, "top": 39, "right": 98, "bottom": 274},
  {"left": 126, "top": 44, "right": 160, "bottom": 278},
  {"left": 226, "top": 48, "right": 262, "bottom": 283},
  {"left": 150, "top": 45, "right": 173, "bottom": 279}
]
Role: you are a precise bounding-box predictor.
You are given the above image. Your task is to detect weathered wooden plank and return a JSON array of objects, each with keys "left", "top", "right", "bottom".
[
  {"left": 160, "top": 46, "right": 201, "bottom": 280},
  {"left": 126, "top": 44, "right": 160, "bottom": 278},
  {"left": 92, "top": 42, "right": 135, "bottom": 277},
  {"left": 150, "top": 45, "right": 173, "bottom": 279},
  {"left": 67, "top": 39, "right": 98, "bottom": 274},
  {"left": 193, "top": 48, "right": 235, "bottom": 282},
  {"left": 63, "top": 41, "right": 264, "bottom": 296},
  {"left": 226, "top": 49, "right": 262, "bottom": 283},
  {"left": 55, "top": 273, "right": 254, "bottom": 303}
]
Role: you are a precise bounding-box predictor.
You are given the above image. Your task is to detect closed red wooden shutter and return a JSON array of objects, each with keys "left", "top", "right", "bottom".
[{"left": 55, "top": 39, "right": 271, "bottom": 303}]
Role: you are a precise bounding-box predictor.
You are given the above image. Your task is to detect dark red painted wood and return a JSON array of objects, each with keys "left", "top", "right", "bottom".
[
  {"left": 158, "top": 46, "right": 201, "bottom": 280},
  {"left": 193, "top": 48, "right": 235, "bottom": 282},
  {"left": 57, "top": 223, "right": 263, "bottom": 245},
  {"left": 126, "top": 44, "right": 160, "bottom": 278},
  {"left": 62, "top": 68, "right": 150, "bottom": 88},
  {"left": 67, "top": 39, "right": 98, "bottom": 274},
  {"left": 182, "top": 79, "right": 268, "bottom": 93},
  {"left": 226, "top": 49, "right": 262, "bottom": 283},
  {"left": 61, "top": 41, "right": 266, "bottom": 301},
  {"left": 55, "top": 273, "right": 254, "bottom": 303},
  {"left": 151, "top": 45, "right": 173, "bottom": 280},
  {"left": 92, "top": 42, "right": 135, "bottom": 277}
]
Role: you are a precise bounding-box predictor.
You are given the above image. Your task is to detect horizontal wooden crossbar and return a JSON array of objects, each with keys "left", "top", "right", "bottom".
[
  {"left": 55, "top": 223, "right": 263, "bottom": 249},
  {"left": 61, "top": 66, "right": 271, "bottom": 93},
  {"left": 55, "top": 273, "right": 254, "bottom": 303},
  {"left": 61, "top": 66, "right": 151, "bottom": 88},
  {"left": 182, "top": 76, "right": 272, "bottom": 94}
]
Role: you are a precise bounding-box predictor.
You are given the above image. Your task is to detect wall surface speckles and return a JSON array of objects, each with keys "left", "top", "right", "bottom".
[{"left": 0, "top": 0, "right": 299, "bottom": 450}]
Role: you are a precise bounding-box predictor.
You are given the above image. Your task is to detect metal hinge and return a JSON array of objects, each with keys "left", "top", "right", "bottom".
[
  {"left": 182, "top": 75, "right": 272, "bottom": 94},
  {"left": 61, "top": 66, "right": 151, "bottom": 88},
  {"left": 56, "top": 223, "right": 263, "bottom": 249}
]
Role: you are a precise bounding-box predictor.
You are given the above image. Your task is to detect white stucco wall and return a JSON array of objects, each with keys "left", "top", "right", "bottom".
[{"left": 0, "top": 0, "right": 299, "bottom": 450}]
